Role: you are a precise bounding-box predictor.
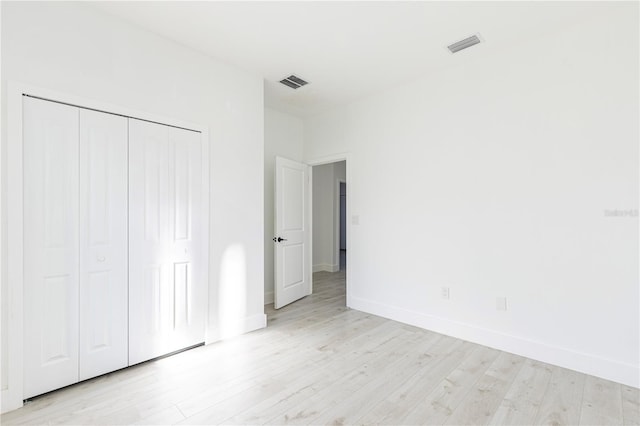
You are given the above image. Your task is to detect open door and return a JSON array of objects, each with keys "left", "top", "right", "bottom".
[{"left": 274, "top": 156, "right": 311, "bottom": 309}]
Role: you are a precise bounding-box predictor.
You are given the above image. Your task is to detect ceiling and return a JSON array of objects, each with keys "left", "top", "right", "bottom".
[{"left": 91, "top": 1, "right": 620, "bottom": 118}]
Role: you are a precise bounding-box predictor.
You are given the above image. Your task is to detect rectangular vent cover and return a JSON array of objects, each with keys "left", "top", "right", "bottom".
[
  {"left": 280, "top": 75, "right": 309, "bottom": 89},
  {"left": 448, "top": 35, "right": 481, "bottom": 53}
]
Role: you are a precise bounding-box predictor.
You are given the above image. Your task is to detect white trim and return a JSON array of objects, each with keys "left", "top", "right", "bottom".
[
  {"left": 264, "top": 291, "right": 274, "bottom": 305},
  {"left": 3, "top": 84, "right": 25, "bottom": 413},
  {"left": 0, "top": 1, "right": 3, "bottom": 405},
  {"left": 205, "top": 314, "right": 267, "bottom": 343},
  {"left": 350, "top": 295, "right": 640, "bottom": 388},
  {"left": 308, "top": 162, "right": 315, "bottom": 296},
  {"left": 306, "top": 164, "right": 313, "bottom": 298},
  {"left": 307, "top": 153, "right": 350, "bottom": 167},
  {"left": 313, "top": 263, "right": 339, "bottom": 273},
  {"left": 3, "top": 82, "right": 211, "bottom": 413},
  {"left": 335, "top": 178, "right": 346, "bottom": 268}
]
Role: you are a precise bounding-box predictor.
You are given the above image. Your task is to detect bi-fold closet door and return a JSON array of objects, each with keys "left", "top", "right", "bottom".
[
  {"left": 23, "top": 97, "right": 206, "bottom": 399},
  {"left": 128, "top": 119, "right": 206, "bottom": 365},
  {"left": 23, "top": 97, "right": 128, "bottom": 398}
]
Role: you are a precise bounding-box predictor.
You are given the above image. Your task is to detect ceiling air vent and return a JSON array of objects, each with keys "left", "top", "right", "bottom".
[
  {"left": 447, "top": 34, "right": 482, "bottom": 53},
  {"left": 280, "top": 75, "right": 309, "bottom": 89}
]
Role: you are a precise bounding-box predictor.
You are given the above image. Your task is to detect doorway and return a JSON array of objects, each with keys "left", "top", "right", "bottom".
[
  {"left": 311, "top": 160, "right": 347, "bottom": 303},
  {"left": 271, "top": 155, "right": 348, "bottom": 310}
]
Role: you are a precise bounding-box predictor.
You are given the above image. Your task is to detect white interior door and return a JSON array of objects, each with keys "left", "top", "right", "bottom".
[
  {"left": 128, "top": 119, "right": 206, "bottom": 365},
  {"left": 274, "top": 157, "right": 311, "bottom": 309},
  {"left": 23, "top": 97, "right": 80, "bottom": 398},
  {"left": 78, "top": 109, "right": 128, "bottom": 380}
]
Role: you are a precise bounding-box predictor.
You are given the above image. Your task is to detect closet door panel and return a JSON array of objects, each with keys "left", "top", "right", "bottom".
[
  {"left": 129, "top": 119, "right": 171, "bottom": 365},
  {"left": 23, "top": 97, "right": 80, "bottom": 398},
  {"left": 167, "top": 127, "right": 206, "bottom": 348},
  {"left": 129, "top": 120, "right": 205, "bottom": 365},
  {"left": 79, "top": 109, "right": 129, "bottom": 381}
]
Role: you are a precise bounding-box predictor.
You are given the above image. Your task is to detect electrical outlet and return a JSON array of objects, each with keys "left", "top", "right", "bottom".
[
  {"left": 496, "top": 297, "right": 507, "bottom": 311},
  {"left": 441, "top": 287, "right": 450, "bottom": 300}
]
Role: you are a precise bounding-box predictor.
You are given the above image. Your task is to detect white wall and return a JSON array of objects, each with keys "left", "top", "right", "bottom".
[
  {"left": 1, "top": 1, "right": 265, "bottom": 409},
  {"left": 264, "top": 108, "right": 304, "bottom": 304},
  {"left": 304, "top": 6, "right": 639, "bottom": 387},
  {"left": 312, "top": 161, "right": 346, "bottom": 272}
]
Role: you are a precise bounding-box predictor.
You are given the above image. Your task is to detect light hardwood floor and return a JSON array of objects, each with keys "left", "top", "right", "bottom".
[{"left": 2, "top": 271, "right": 639, "bottom": 425}]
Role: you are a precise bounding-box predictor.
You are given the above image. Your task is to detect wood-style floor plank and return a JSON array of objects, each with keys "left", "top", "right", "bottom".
[
  {"left": 622, "top": 385, "right": 640, "bottom": 426},
  {"left": 355, "top": 338, "right": 474, "bottom": 425},
  {"left": 1, "top": 270, "right": 636, "bottom": 426},
  {"left": 444, "top": 351, "right": 526, "bottom": 425},
  {"left": 579, "top": 375, "right": 623, "bottom": 425},
  {"left": 534, "top": 366, "right": 585, "bottom": 426},
  {"left": 489, "top": 358, "right": 553, "bottom": 425},
  {"left": 400, "top": 345, "right": 501, "bottom": 425}
]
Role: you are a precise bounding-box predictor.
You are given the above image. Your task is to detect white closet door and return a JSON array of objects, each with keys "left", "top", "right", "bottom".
[
  {"left": 128, "top": 119, "right": 205, "bottom": 365},
  {"left": 78, "top": 109, "right": 128, "bottom": 380},
  {"left": 23, "top": 97, "right": 80, "bottom": 398},
  {"left": 166, "top": 126, "right": 206, "bottom": 350}
]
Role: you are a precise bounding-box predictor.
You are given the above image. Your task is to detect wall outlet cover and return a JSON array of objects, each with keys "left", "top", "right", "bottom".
[{"left": 441, "top": 287, "right": 450, "bottom": 299}]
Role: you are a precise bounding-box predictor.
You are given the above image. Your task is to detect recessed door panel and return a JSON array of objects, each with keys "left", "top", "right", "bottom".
[
  {"left": 23, "top": 96, "right": 80, "bottom": 398},
  {"left": 173, "top": 262, "right": 190, "bottom": 328},
  {"left": 283, "top": 244, "right": 304, "bottom": 289},
  {"left": 282, "top": 167, "right": 305, "bottom": 232},
  {"left": 144, "top": 137, "right": 162, "bottom": 243},
  {"left": 173, "top": 143, "right": 190, "bottom": 241},
  {"left": 79, "top": 109, "right": 128, "bottom": 381},
  {"left": 86, "top": 271, "right": 111, "bottom": 351},
  {"left": 41, "top": 275, "right": 73, "bottom": 365}
]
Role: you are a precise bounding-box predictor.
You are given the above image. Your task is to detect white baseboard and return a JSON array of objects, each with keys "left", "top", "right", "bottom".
[
  {"left": 264, "top": 291, "right": 274, "bottom": 305},
  {"left": 244, "top": 313, "right": 267, "bottom": 333},
  {"left": 313, "top": 263, "right": 330, "bottom": 272},
  {"left": 205, "top": 313, "right": 267, "bottom": 344},
  {"left": 313, "top": 263, "right": 339, "bottom": 273},
  {"left": 1, "top": 388, "right": 23, "bottom": 414},
  {"left": 348, "top": 295, "right": 639, "bottom": 388}
]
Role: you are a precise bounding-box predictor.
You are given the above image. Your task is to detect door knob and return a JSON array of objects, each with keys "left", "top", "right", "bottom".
[{"left": 273, "top": 237, "right": 288, "bottom": 242}]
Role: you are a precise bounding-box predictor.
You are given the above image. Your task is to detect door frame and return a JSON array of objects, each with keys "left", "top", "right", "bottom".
[
  {"left": 307, "top": 153, "right": 351, "bottom": 306},
  {"left": 3, "top": 82, "right": 210, "bottom": 413},
  {"left": 336, "top": 178, "right": 347, "bottom": 262}
]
